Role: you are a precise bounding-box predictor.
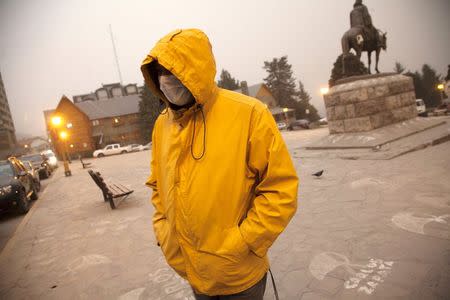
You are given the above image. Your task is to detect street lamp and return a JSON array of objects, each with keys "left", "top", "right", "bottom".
[
  {"left": 50, "top": 116, "right": 72, "bottom": 177},
  {"left": 51, "top": 116, "right": 62, "bottom": 126},
  {"left": 320, "top": 87, "right": 329, "bottom": 95},
  {"left": 282, "top": 107, "right": 290, "bottom": 127},
  {"left": 437, "top": 83, "right": 445, "bottom": 103},
  {"left": 60, "top": 131, "right": 68, "bottom": 140}
]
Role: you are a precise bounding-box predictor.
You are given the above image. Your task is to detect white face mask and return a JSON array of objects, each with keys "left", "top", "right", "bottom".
[{"left": 158, "top": 74, "right": 193, "bottom": 106}]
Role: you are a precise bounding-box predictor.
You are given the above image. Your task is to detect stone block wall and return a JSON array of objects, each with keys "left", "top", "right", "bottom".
[{"left": 323, "top": 74, "right": 417, "bottom": 134}]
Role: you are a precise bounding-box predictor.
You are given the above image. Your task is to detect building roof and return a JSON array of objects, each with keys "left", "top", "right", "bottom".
[
  {"left": 75, "top": 94, "right": 141, "bottom": 120},
  {"left": 233, "top": 83, "right": 264, "bottom": 97}
]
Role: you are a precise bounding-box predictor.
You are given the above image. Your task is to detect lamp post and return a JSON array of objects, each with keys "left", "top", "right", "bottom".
[
  {"left": 320, "top": 87, "right": 329, "bottom": 95},
  {"left": 282, "top": 107, "right": 289, "bottom": 123},
  {"left": 437, "top": 83, "right": 444, "bottom": 104},
  {"left": 51, "top": 116, "right": 72, "bottom": 177}
]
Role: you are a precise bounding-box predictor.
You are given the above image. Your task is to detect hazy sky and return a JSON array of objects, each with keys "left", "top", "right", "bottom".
[{"left": 1, "top": 0, "right": 449, "bottom": 137}]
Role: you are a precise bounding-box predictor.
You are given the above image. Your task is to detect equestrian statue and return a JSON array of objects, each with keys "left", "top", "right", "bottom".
[{"left": 341, "top": 0, "right": 387, "bottom": 75}]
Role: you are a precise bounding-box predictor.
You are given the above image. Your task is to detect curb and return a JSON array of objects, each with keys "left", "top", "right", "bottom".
[
  {"left": 0, "top": 170, "right": 56, "bottom": 262},
  {"left": 305, "top": 120, "right": 446, "bottom": 150},
  {"left": 338, "top": 132, "right": 450, "bottom": 161},
  {"left": 388, "top": 133, "right": 450, "bottom": 160}
]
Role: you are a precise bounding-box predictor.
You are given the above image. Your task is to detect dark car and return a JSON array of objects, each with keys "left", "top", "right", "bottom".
[
  {"left": 20, "top": 154, "right": 51, "bottom": 179},
  {"left": 0, "top": 158, "right": 38, "bottom": 214},
  {"left": 23, "top": 161, "right": 41, "bottom": 192},
  {"left": 288, "top": 119, "right": 310, "bottom": 130}
]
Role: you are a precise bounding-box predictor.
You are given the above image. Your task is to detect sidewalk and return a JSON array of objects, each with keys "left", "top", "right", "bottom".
[
  {"left": 0, "top": 152, "right": 194, "bottom": 299},
  {"left": 0, "top": 135, "right": 449, "bottom": 299}
]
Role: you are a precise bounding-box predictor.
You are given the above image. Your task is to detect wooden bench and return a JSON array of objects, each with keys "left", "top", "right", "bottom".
[
  {"left": 87, "top": 170, "right": 133, "bottom": 209},
  {"left": 80, "top": 156, "right": 92, "bottom": 169}
]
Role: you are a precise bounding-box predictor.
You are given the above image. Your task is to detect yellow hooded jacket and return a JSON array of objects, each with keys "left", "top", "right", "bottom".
[{"left": 142, "top": 29, "right": 298, "bottom": 296}]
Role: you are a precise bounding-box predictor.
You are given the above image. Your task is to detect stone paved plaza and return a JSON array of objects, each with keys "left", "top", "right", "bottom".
[{"left": 0, "top": 126, "right": 449, "bottom": 300}]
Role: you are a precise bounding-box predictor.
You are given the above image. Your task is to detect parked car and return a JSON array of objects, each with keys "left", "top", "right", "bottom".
[
  {"left": 289, "top": 119, "right": 310, "bottom": 130},
  {"left": 20, "top": 154, "right": 51, "bottom": 179},
  {"left": 416, "top": 99, "right": 427, "bottom": 117},
  {"left": 41, "top": 150, "right": 58, "bottom": 170},
  {"left": 23, "top": 161, "right": 41, "bottom": 192},
  {"left": 0, "top": 157, "right": 38, "bottom": 214},
  {"left": 318, "top": 117, "right": 328, "bottom": 125},
  {"left": 277, "top": 122, "right": 288, "bottom": 131},
  {"left": 93, "top": 144, "right": 132, "bottom": 158},
  {"left": 129, "top": 144, "right": 144, "bottom": 152},
  {"left": 436, "top": 102, "right": 450, "bottom": 115},
  {"left": 142, "top": 142, "right": 152, "bottom": 151}
]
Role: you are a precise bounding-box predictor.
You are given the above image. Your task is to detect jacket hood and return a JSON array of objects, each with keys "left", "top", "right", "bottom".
[{"left": 141, "top": 29, "right": 218, "bottom": 107}]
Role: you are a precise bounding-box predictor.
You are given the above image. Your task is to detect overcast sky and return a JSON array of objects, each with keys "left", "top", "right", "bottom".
[{"left": 0, "top": 0, "right": 449, "bottom": 137}]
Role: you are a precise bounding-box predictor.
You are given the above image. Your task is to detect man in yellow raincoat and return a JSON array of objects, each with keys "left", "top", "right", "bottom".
[{"left": 142, "top": 29, "right": 298, "bottom": 299}]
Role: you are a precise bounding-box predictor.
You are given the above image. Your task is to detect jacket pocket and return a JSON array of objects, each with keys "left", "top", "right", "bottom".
[
  {"left": 155, "top": 219, "right": 187, "bottom": 277},
  {"left": 197, "top": 226, "right": 249, "bottom": 260},
  {"left": 195, "top": 226, "right": 250, "bottom": 281}
]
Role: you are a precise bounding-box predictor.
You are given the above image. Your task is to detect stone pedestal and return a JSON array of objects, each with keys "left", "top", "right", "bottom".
[{"left": 324, "top": 74, "right": 417, "bottom": 134}]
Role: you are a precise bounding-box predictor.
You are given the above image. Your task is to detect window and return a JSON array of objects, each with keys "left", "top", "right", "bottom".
[
  {"left": 92, "top": 120, "right": 100, "bottom": 126},
  {"left": 111, "top": 87, "right": 123, "bottom": 97},
  {"left": 24, "top": 162, "right": 32, "bottom": 171},
  {"left": 0, "top": 162, "right": 14, "bottom": 177},
  {"left": 126, "top": 85, "right": 137, "bottom": 94},
  {"left": 82, "top": 96, "right": 96, "bottom": 102},
  {"left": 105, "top": 145, "right": 112, "bottom": 150},
  {"left": 97, "top": 89, "right": 108, "bottom": 99},
  {"left": 113, "top": 117, "right": 121, "bottom": 126},
  {"left": 10, "top": 161, "right": 21, "bottom": 174}
]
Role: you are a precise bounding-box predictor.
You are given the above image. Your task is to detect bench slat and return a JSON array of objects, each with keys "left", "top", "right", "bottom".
[
  {"left": 88, "top": 169, "right": 134, "bottom": 209},
  {"left": 116, "top": 183, "right": 131, "bottom": 192},
  {"left": 112, "top": 183, "right": 131, "bottom": 194}
]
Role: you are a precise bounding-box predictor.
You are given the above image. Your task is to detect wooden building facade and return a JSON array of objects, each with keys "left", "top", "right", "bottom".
[
  {"left": 47, "top": 96, "right": 95, "bottom": 158},
  {"left": 45, "top": 84, "right": 144, "bottom": 158}
]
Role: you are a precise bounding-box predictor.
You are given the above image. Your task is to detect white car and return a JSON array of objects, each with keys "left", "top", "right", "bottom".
[
  {"left": 41, "top": 150, "right": 58, "bottom": 169},
  {"left": 416, "top": 99, "right": 427, "bottom": 117},
  {"left": 277, "top": 122, "right": 287, "bottom": 131},
  {"left": 93, "top": 144, "right": 132, "bottom": 158},
  {"left": 141, "top": 142, "right": 152, "bottom": 151},
  {"left": 129, "top": 144, "right": 144, "bottom": 152}
]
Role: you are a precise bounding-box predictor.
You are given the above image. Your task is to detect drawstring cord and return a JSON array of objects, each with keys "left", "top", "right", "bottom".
[
  {"left": 159, "top": 100, "right": 169, "bottom": 115},
  {"left": 191, "top": 104, "right": 206, "bottom": 160},
  {"left": 160, "top": 102, "right": 205, "bottom": 160},
  {"left": 269, "top": 269, "right": 280, "bottom": 300}
]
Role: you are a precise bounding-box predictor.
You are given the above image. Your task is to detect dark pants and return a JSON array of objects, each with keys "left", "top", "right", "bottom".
[{"left": 193, "top": 274, "right": 267, "bottom": 300}]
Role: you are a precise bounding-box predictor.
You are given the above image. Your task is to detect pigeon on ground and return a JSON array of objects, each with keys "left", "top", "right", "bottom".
[{"left": 312, "top": 170, "right": 324, "bottom": 178}]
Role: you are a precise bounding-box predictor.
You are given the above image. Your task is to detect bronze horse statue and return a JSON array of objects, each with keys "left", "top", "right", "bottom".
[{"left": 341, "top": 27, "right": 387, "bottom": 75}]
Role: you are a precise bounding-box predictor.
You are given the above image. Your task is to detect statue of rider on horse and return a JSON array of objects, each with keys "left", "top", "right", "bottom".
[{"left": 342, "top": 0, "right": 387, "bottom": 75}]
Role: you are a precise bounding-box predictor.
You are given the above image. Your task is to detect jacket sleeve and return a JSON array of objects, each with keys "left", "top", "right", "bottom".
[
  {"left": 145, "top": 120, "right": 166, "bottom": 245},
  {"left": 239, "top": 105, "right": 299, "bottom": 258}
]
